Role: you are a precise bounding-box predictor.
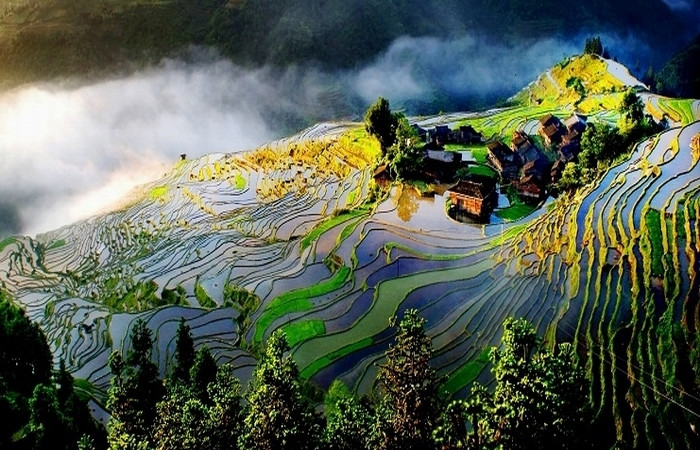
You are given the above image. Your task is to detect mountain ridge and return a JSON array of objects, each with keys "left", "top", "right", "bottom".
[{"left": 0, "top": 0, "right": 692, "bottom": 90}]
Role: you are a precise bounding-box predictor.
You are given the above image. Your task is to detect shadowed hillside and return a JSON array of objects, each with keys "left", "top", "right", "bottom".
[{"left": 0, "top": 0, "right": 690, "bottom": 90}]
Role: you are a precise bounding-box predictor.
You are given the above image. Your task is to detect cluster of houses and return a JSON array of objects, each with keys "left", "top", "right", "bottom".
[
  {"left": 373, "top": 115, "right": 588, "bottom": 221},
  {"left": 545, "top": 113, "right": 587, "bottom": 182},
  {"left": 487, "top": 113, "right": 588, "bottom": 201},
  {"left": 373, "top": 123, "right": 484, "bottom": 186}
]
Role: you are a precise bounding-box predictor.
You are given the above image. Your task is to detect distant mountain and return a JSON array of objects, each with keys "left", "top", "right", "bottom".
[
  {"left": 0, "top": 0, "right": 690, "bottom": 89},
  {"left": 656, "top": 33, "right": 700, "bottom": 98}
]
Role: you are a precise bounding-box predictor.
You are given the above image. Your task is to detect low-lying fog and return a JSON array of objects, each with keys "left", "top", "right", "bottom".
[{"left": 0, "top": 33, "right": 649, "bottom": 238}]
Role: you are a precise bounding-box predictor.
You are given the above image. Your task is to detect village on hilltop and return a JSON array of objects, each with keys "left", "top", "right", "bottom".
[{"left": 379, "top": 112, "right": 588, "bottom": 222}]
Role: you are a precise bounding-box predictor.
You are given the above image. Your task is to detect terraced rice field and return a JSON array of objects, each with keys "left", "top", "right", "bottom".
[{"left": 1, "top": 78, "right": 699, "bottom": 444}]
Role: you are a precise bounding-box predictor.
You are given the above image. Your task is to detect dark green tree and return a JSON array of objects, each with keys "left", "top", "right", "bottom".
[
  {"left": 207, "top": 364, "right": 244, "bottom": 450},
  {"left": 387, "top": 114, "right": 423, "bottom": 179},
  {"left": 172, "top": 318, "right": 195, "bottom": 385},
  {"left": 106, "top": 319, "right": 164, "bottom": 449},
  {"left": 579, "top": 123, "right": 624, "bottom": 169},
  {"left": 240, "top": 329, "right": 321, "bottom": 450},
  {"left": 55, "top": 360, "right": 106, "bottom": 449},
  {"left": 486, "top": 318, "right": 591, "bottom": 449},
  {"left": 26, "top": 384, "right": 67, "bottom": 450},
  {"left": 153, "top": 383, "right": 211, "bottom": 450},
  {"left": 365, "top": 97, "right": 399, "bottom": 154},
  {"left": 190, "top": 345, "right": 218, "bottom": 403},
  {"left": 584, "top": 36, "right": 603, "bottom": 56},
  {"left": 324, "top": 380, "right": 376, "bottom": 450},
  {"left": 377, "top": 309, "right": 442, "bottom": 450},
  {"left": 0, "top": 291, "right": 52, "bottom": 398},
  {"left": 619, "top": 88, "right": 644, "bottom": 124},
  {"left": 433, "top": 383, "right": 491, "bottom": 450}
]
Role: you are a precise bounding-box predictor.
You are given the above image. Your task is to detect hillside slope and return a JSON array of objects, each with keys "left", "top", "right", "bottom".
[
  {"left": 657, "top": 33, "right": 700, "bottom": 98},
  {"left": 1, "top": 57, "right": 699, "bottom": 447},
  {"left": 0, "top": 0, "right": 689, "bottom": 90}
]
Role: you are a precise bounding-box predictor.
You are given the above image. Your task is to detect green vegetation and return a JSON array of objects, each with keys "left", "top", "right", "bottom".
[
  {"left": 0, "top": 237, "right": 15, "bottom": 252},
  {"left": 161, "top": 285, "right": 188, "bottom": 307},
  {"left": 223, "top": 284, "right": 261, "bottom": 330},
  {"left": 233, "top": 173, "right": 246, "bottom": 189},
  {"left": 1, "top": 290, "right": 105, "bottom": 449},
  {"left": 657, "top": 98, "right": 696, "bottom": 125},
  {"left": 556, "top": 88, "right": 663, "bottom": 193},
  {"left": 254, "top": 266, "right": 351, "bottom": 343},
  {"left": 655, "top": 32, "right": 700, "bottom": 98},
  {"left": 102, "top": 279, "right": 167, "bottom": 312},
  {"left": 47, "top": 239, "right": 66, "bottom": 250},
  {"left": 299, "top": 338, "right": 373, "bottom": 379},
  {"left": 457, "top": 164, "right": 496, "bottom": 179},
  {"left": 281, "top": 320, "right": 325, "bottom": 347},
  {"left": 495, "top": 202, "right": 537, "bottom": 221},
  {"left": 365, "top": 97, "right": 423, "bottom": 181},
  {"left": 195, "top": 282, "right": 217, "bottom": 309},
  {"left": 644, "top": 209, "right": 665, "bottom": 276},
  {"left": 584, "top": 36, "right": 603, "bottom": 56},
  {"left": 99, "top": 314, "right": 591, "bottom": 450},
  {"left": 440, "top": 348, "right": 490, "bottom": 394},
  {"left": 301, "top": 209, "right": 367, "bottom": 251}
]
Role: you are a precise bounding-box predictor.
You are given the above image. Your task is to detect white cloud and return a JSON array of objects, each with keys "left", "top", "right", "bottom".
[{"left": 0, "top": 61, "right": 280, "bottom": 237}]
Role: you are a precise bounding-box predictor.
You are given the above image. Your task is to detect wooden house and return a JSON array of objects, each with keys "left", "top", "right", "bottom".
[
  {"left": 521, "top": 159, "right": 550, "bottom": 179},
  {"left": 426, "top": 149, "right": 461, "bottom": 164},
  {"left": 538, "top": 114, "right": 564, "bottom": 147},
  {"left": 373, "top": 164, "right": 392, "bottom": 186},
  {"left": 510, "top": 130, "right": 542, "bottom": 165},
  {"left": 487, "top": 140, "right": 520, "bottom": 181},
  {"left": 510, "top": 130, "right": 532, "bottom": 153},
  {"left": 429, "top": 125, "right": 451, "bottom": 145},
  {"left": 516, "top": 179, "right": 545, "bottom": 202},
  {"left": 447, "top": 179, "right": 497, "bottom": 217},
  {"left": 456, "top": 125, "right": 483, "bottom": 144},
  {"left": 550, "top": 159, "right": 566, "bottom": 182},
  {"left": 564, "top": 114, "right": 587, "bottom": 134}
]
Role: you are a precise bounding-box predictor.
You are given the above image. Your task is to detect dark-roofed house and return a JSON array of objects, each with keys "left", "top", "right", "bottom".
[
  {"left": 517, "top": 180, "right": 545, "bottom": 202},
  {"left": 373, "top": 164, "right": 391, "bottom": 185},
  {"left": 429, "top": 125, "right": 451, "bottom": 145},
  {"left": 564, "top": 114, "right": 587, "bottom": 134},
  {"left": 447, "top": 179, "right": 497, "bottom": 218},
  {"left": 455, "top": 125, "right": 483, "bottom": 144},
  {"left": 538, "top": 114, "right": 565, "bottom": 147},
  {"left": 487, "top": 140, "right": 520, "bottom": 181},
  {"left": 559, "top": 144, "right": 578, "bottom": 162},
  {"left": 521, "top": 158, "right": 550, "bottom": 179},
  {"left": 426, "top": 149, "right": 461, "bottom": 164},
  {"left": 550, "top": 159, "right": 566, "bottom": 182},
  {"left": 561, "top": 129, "right": 582, "bottom": 146},
  {"left": 515, "top": 175, "right": 545, "bottom": 202},
  {"left": 510, "top": 130, "right": 531, "bottom": 152}
]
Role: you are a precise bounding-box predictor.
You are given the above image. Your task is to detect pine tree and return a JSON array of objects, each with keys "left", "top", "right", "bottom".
[
  {"left": 377, "top": 309, "right": 442, "bottom": 450},
  {"left": 487, "top": 318, "right": 591, "bottom": 449},
  {"left": 106, "top": 319, "right": 164, "bottom": 449},
  {"left": 153, "top": 383, "right": 211, "bottom": 450},
  {"left": 324, "top": 395, "right": 376, "bottom": 450},
  {"left": 240, "top": 330, "right": 321, "bottom": 450},
  {"left": 190, "top": 345, "right": 218, "bottom": 403},
  {"left": 172, "top": 318, "right": 195, "bottom": 385},
  {"left": 207, "top": 364, "right": 244, "bottom": 450},
  {"left": 26, "top": 384, "right": 66, "bottom": 450}
]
